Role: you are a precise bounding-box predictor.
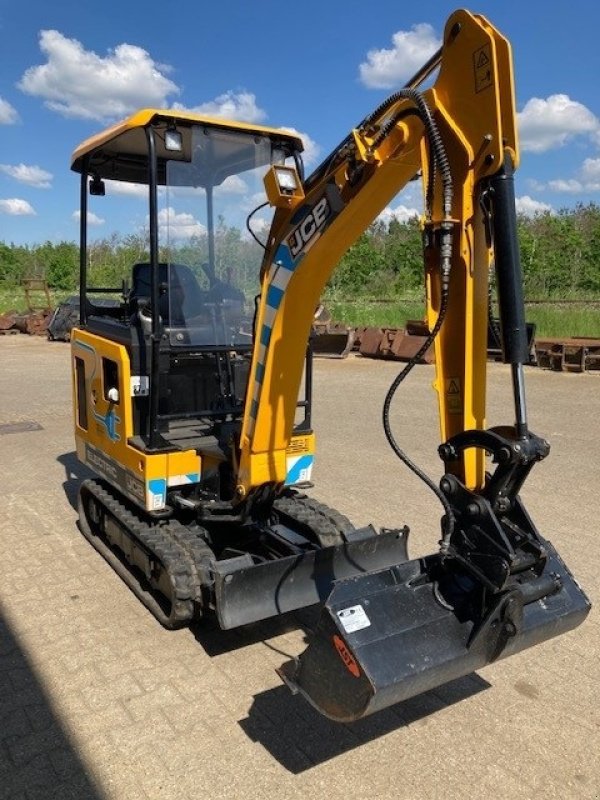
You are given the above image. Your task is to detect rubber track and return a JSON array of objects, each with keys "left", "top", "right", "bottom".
[
  {"left": 79, "top": 479, "right": 213, "bottom": 629},
  {"left": 273, "top": 491, "right": 354, "bottom": 547}
]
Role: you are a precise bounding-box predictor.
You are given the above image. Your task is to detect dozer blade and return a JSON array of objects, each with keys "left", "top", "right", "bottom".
[
  {"left": 279, "top": 539, "right": 590, "bottom": 721},
  {"left": 213, "top": 526, "right": 409, "bottom": 629}
]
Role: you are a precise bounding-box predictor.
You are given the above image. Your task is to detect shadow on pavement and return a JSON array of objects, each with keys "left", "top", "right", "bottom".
[
  {"left": 239, "top": 673, "right": 490, "bottom": 773},
  {"left": 190, "top": 605, "right": 319, "bottom": 659},
  {"left": 0, "top": 600, "right": 104, "bottom": 799},
  {"left": 57, "top": 451, "right": 94, "bottom": 512}
]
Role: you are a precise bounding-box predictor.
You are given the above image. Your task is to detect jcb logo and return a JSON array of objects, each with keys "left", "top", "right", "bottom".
[
  {"left": 332, "top": 634, "right": 361, "bottom": 678},
  {"left": 287, "top": 196, "right": 330, "bottom": 259}
]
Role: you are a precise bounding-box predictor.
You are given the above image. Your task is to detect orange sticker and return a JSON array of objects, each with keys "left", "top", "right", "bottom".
[{"left": 333, "top": 634, "right": 361, "bottom": 678}]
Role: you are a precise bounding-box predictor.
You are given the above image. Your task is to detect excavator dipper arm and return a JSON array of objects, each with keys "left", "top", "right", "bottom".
[{"left": 235, "top": 9, "right": 590, "bottom": 719}]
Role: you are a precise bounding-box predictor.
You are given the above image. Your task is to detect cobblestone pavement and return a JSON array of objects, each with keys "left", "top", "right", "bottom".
[{"left": 0, "top": 335, "right": 598, "bottom": 800}]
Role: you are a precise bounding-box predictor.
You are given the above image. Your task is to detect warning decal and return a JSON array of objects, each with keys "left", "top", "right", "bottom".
[
  {"left": 445, "top": 377, "right": 462, "bottom": 415},
  {"left": 337, "top": 604, "right": 371, "bottom": 634},
  {"left": 473, "top": 43, "right": 493, "bottom": 93}
]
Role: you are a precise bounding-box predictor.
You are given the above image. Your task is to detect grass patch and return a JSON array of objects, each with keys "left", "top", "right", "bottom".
[
  {"left": 327, "top": 298, "right": 425, "bottom": 328},
  {"left": 0, "top": 285, "right": 72, "bottom": 314},
  {"left": 327, "top": 296, "right": 600, "bottom": 339},
  {"left": 524, "top": 304, "right": 600, "bottom": 338},
  {"left": 1, "top": 283, "right": 598, "bottom": 340}
]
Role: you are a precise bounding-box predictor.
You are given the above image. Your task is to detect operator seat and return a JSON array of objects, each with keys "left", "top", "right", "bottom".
[{"left": 129, "top": 262, "right": 207, "bottom": 326}]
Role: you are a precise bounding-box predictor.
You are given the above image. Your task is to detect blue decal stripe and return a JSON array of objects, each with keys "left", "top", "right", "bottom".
[
  {"left": 266, "top": 284, "right": 284, "bottom": 310},
  {"left": 260, "top": 325, "right": 272, "bottom": 348},
  {"left": 73, "top": 340, "right": 95, "bottom": 354},
  {"left": 274, "top": 243, "right": 294, "bottom": 269},
  {"left": 285, "top": 455, "right": 314, "bottom": 485},
  {"left": 250, "top": 399, "right": 259, "bottom": 420},
  {"left": 185, "top": 473, "right": 200, "bottom": 483},
  {"left": 248, "top": 243, "right": 305, "bottom": 436},
  {"left": 93, "top": 410, "right": 121, "bottom": 442}
]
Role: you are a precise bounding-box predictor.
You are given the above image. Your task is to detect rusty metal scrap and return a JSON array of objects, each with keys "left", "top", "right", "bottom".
[
  {"left": 0, "top": 312, "right": 18, "bottom": 331},
  {"left": 358, "top": 326, "right": 435, "bottom": 363},
  {"left": 0, "top": 310, "right": 52, "bottom": 336},
  {"left": 535, "top": 337, "right": 600, "bottom": 373},
  {"left": 311, "top": 305, "right": 356, "bottom": 358}
]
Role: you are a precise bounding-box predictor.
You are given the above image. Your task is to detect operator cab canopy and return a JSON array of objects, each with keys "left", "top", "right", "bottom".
[
  {"left": 71, "top": 110, "right": 304, "bottom": 350},
  {"left": 70, "top": 108, "right": 304, "bottom": 188}
]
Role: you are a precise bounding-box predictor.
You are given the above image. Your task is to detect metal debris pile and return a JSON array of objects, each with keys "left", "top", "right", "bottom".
[{"left": 0, "top": 309, "right": 52, "bottom": 336}]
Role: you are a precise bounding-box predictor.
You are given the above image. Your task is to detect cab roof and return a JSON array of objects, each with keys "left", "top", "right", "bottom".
[{"left": 71, "top": 108, "right": 304, "bottom": 186}]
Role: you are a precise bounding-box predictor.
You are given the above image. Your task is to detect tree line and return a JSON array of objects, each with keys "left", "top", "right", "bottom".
[{"left": 1, "top": 203, "right": 599, "bottom": 299}]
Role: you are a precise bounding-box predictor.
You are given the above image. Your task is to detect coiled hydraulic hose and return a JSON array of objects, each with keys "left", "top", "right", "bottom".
[{"left": 377, "top": 89, "right": 456, "bottom": 544}]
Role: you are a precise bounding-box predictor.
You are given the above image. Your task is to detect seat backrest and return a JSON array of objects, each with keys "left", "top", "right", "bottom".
[{"left": 129, "top": 263, "right": 206, "bottom": 324}]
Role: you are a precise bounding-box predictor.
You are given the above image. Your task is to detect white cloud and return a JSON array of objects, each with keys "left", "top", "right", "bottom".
[
  {"left": 72, "top": 209, "right": 105, "bottom": 226},
  {"left": 359, "top": 23, "right": 441, "bottom": 89},
  {"left": 217, "top": 175, "right": 248, "bottom": 195},
  {"left": 157, "top": 206, "right": 206, "bottom": 240},
  {"left": 582, "top": 157, "right": 600, "bottom": 182},
  {"left": 515, "top": 195, "right": 553, "bottom": 217},
  {"left": 18, "top": 30, "right": 179, "bottom": 121},
  {"left": 0, "top": 97, "right": 19, "bottom": 124},
  {"left": 0, "top": 198, "right": 36, "bottom": 215},
  {"left": 377, "top": 203, "right": 420, "bottom": 225},
  {"left": 105, "top": 179, "right": 148, "bottom": 198},
  {"left": 174, "top": 91, "right": 266, "bottom": 123},
  {"left": 0, "top": 163, "right": 52, "bottom": 188},
  {"left": 279, "top": 127, "right": 320, "bottom": 166},
  {"left": 546, "top": 179, "right": 584, "bottom": 193},
  {"left": 530, "top": 158, "right": 600, "bottom": 194},
  {"left": 517, "top": 94, "right": 600, "bottom": 153}
]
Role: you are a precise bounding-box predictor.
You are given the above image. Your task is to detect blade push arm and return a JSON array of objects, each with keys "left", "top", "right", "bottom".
[{"left": 236, "top": 9, "right": 518, "bottom": 498}]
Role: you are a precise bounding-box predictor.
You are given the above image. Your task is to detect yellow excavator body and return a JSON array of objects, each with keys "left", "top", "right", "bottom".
[{"left": 69, "top": 9, "right": 589, "bottom": 720}]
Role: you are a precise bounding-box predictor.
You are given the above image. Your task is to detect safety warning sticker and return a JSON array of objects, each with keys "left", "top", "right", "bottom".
[
  {"left": 473, "top": 43, "right": 493, "bottom": 93},
  {"left": 337, "top": 604, "right": 371, "bottom": 633},
  {"left": 445, "top": 377, "right": 462, "bottom": 415}
]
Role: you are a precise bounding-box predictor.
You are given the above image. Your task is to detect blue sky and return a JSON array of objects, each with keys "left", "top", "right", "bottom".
[{"left": 1, "top": 0, "right": 599, "bottom": 245}]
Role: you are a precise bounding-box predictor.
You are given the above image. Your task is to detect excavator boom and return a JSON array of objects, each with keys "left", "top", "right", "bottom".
[{"left": 238, "top": 9, "right": 515, "bottom": 494}]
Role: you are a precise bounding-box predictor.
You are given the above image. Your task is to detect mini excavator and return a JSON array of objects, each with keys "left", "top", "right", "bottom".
[{"left": 70, "top": 9, "right": 590, "bottom": 721}]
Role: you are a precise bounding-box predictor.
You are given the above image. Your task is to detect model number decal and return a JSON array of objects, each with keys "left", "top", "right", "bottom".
[
  {"left": 332, "top": 634, "right": 361, "bottom": 678},
  {"left": 287, "top": 196, "right": 330, "bottom": 259}
]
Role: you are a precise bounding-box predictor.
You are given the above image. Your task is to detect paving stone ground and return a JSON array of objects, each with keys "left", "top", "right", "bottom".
[{"left": 0, "top": 335, "right": 598, "bottom": 800}]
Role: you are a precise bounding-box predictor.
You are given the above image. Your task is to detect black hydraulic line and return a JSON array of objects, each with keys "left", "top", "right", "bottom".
[
  {"left": 304, "top": 343, "right": 313, "bottom": 430},
  {"left": 78, "top": 160, "right": 89, "bottom": 326},
  {"left": 303, "top": 42, "right": 442, "bottom": 199},
  {"left": 378, "top": 89, "right": 456, "bottom": 542},
  {"left": 382, "top": 291, "right": 455, "bottom": 543},
  {"left": 246, "top": 201, "right": 270, "bottom": 250},
  {"left": 145, "top": 126, "right": 162, "bottom": 450},
  {"left": 369, "top": 89, "right": 452, "bottom": 221},
  {"left": 293, "top": 150, "right": 305, "bottom": 183},
  {"left": 486, "top": 156, "right": 530, "bottom": 437}
]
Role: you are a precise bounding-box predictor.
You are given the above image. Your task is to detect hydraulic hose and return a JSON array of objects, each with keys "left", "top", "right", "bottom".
[{"left": 376, "top": 89, "right": 456, "bottom": 542}]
